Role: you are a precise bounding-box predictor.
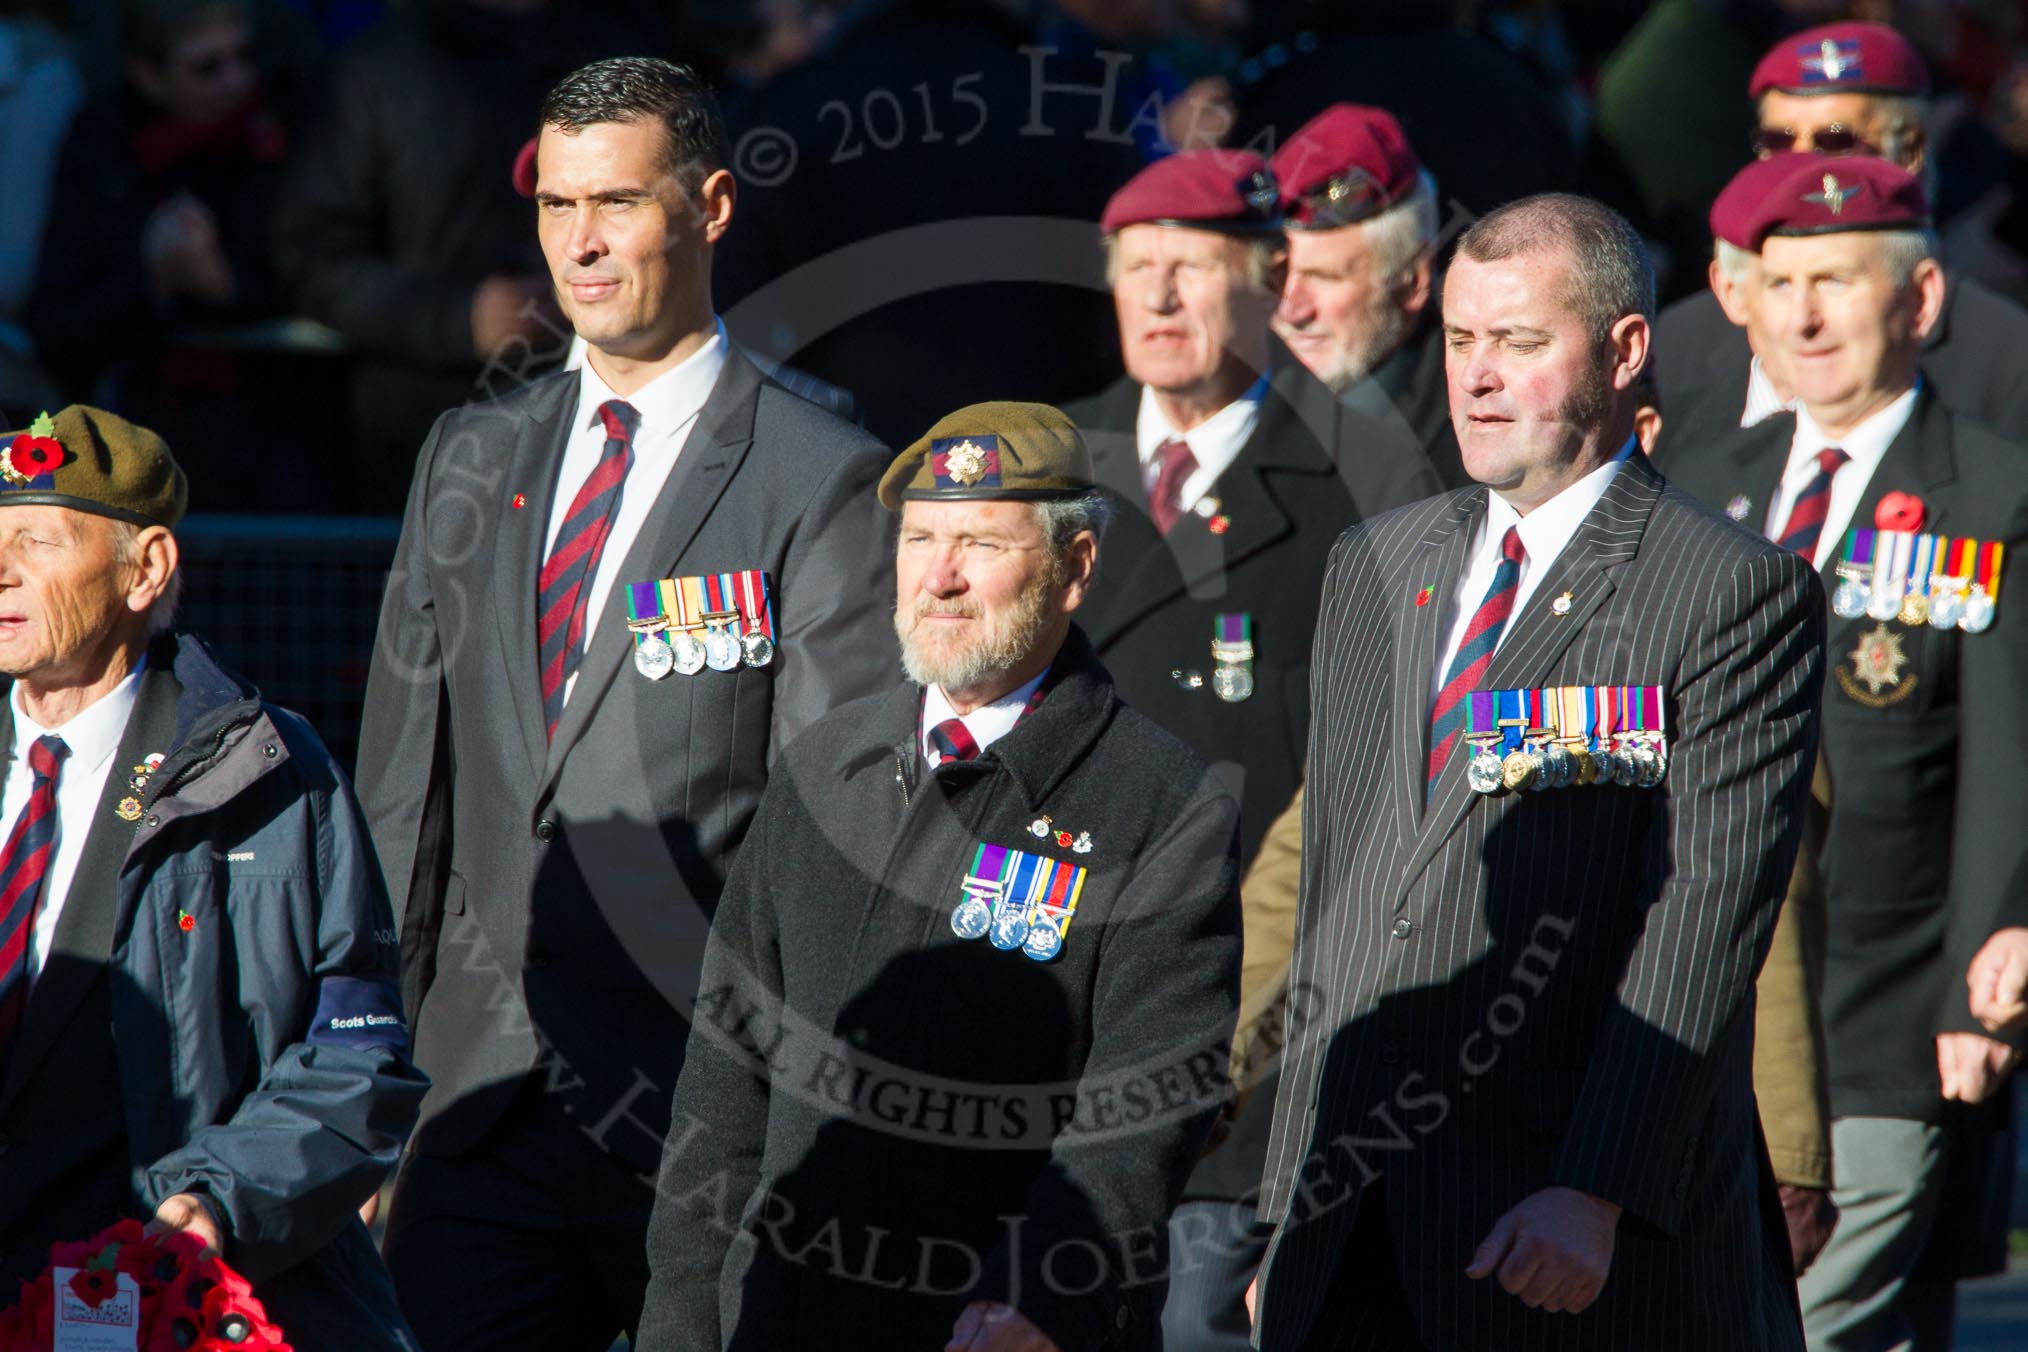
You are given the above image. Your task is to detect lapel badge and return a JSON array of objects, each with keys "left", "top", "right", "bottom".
[
  {"left": 116, "top": 797, "right": 143, "bottom": 822},
  {"left": 1725, "top": 495, "right": 1752, "bottom": 523},
  {"left": 1072, "top": 832, "right": 1092, "bottom": 854},
  {"left": 1208, "top": 514, "right": 1231, "bottom": 535},
  {"left": 511, "top": 493, "right": 527, "bottom": 510},
  {"left": 1415, "top": 585, "right": 1434, "bottom": 607},
  {"left": 1029, "top": 816, "right": 1052, "bottom": 839},
  {"left": 177, "top": 909, "right": 196, "bottom": 933},
  {"left": 1551, "top": 591, "right": 1574, "bottom": 617}
]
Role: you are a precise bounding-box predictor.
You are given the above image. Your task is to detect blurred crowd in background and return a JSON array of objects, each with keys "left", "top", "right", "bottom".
[{"left": 4, "top": 0, "right": 2028, "bottom": 516}]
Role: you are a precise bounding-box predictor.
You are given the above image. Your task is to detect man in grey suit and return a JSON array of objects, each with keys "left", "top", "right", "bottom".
[
  {"left": 1252, "top": 194, "right": 1823, "bottom": 1351},
  {"left": 355, "top": 57, "right": 893, "bottom": 1350}
]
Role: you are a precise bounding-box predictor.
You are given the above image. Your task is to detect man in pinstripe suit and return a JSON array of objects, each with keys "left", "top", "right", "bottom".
[{"left": 1253, "top": 194, "right": 1823, "bottom": 1351}]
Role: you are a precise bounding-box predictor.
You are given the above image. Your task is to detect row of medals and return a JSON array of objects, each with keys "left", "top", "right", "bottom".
[
  {"left": 1833, "top": 568, "right": 1997, "bottom": 632},
  {"left": 628, "top": 611, "right": 774, "bottom": 680},
  {"left": 1466, "top": 730, "right": 1667, "bottom": 796},
  {"left": 951, "top": 883, "right": 1064, "bottom": 962}
]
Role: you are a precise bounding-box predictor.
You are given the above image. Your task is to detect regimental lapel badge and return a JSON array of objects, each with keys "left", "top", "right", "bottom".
[
  {"left": 1725, "top": 495, "right": 1752, "bottom": 523},
  {"left": 1550, "top": 591, "right": 1574, "bottom": 617},
  {"left": 117, "top": 752, "right": 165, "bottom": 822}
]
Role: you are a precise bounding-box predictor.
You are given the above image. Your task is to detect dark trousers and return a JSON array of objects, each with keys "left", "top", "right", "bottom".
[
  {"left": 1300, "top": 1193, "right": 1426, "bottom": 1352},
  {"left": 384, "top": 1077, "right": 656, "bottom": 1352},
  {"left": 1161, "top": 1200, "right": 1273, "bottom": 1351}
]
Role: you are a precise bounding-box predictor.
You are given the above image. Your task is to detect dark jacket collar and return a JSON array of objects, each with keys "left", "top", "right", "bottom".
[{"left": 844, "top": 625, "right": 1119, "bottom": 811}]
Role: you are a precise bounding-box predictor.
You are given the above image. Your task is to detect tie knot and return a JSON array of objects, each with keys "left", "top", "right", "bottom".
[
  {"left": 1155, "top": 438, "right": 1196, "bottom": 477},
  {"left": 928, "top": 717, "right": 978, "bottom": 764},
  {"left": 1499, "top": 525, "right": 1525, "bottom": 565},
  {"left": 27, "top": 735, "right": 66, "bottom": 781},
  {"left": 1815, "top": 446, "right": 1850, "bottom": 477},
  {"left": 596, "top": 400, "right": 640, "bottom": 447}
]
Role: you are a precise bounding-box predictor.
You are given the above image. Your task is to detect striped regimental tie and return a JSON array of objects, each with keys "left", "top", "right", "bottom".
[
  {"left": 538, "top": 400, "right": 637, "bottom": 738},
  {"left": 0, "top": 734, "right": 69, "bottom": 1074},
  {"left": 1774, "top": 446, "right": 1850, "bottom": 558},
  {"left": 1427, "top": 526, "right": 1526, "bottom": 793},
  {"left": 928, "top": 718, "right": 981, "bottom": 765}
]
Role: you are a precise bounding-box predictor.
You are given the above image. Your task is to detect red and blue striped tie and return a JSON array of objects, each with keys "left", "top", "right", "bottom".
[
  {"left": 1428, "top": 526, "right": 1525, "bottom": 792},
  {"left": 928, "top": 718, "right": 980, "bottom": 765},
  {"left": 0, "top": 734, "right": 69, "bottom": 1071},
  {"left": 538, "top": 400, "right": 636, "bottom": 739},
  {"left": 1775, "top": 446, "right": 1849, "bottom": 558}
]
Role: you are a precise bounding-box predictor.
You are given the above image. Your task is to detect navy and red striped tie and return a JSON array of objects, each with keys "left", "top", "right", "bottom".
[
  {"left": 1774, "top": 447, "right": 1850, "bottom": 558},
  {"left": 538, "top": 400, "right": 636, "bottom": 738},
  {"left": 0, "top": 734, "right": 68, "bottom": 1070},
  {"left": 928, "top": 718, "right": 981, "bottom": 765},
  {"left": 1428, "top": 526, "right": 1525, "bottom": 792}
]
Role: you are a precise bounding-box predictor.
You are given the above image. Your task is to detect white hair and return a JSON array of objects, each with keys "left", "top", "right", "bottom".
[
  {"left": 106, "top": 519, "right": 182, "bottom": 635},
  {"left": 1358, "top": 169, "right": 1440, "bottom": 289},
  {"left": 1102, "top": 231, "right": 1285, "bottom": 292},
  {"left": 1713, "top": 237, "right": 1756, "bottom": 286}
]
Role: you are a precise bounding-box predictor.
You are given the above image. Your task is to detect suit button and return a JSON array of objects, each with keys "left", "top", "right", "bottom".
[
  {"left": 1115, "top": 1306, "right": 1130, "bottom": 1329},
  {"left": 1380, "top": 1042, "right": 1402, "bottom": 1066},
  {"left": 1390, "top": 918, "right": 1413, "bottom": 940},
  {"left": 534, "top": 819, "right": 556, "bottom": 843}
]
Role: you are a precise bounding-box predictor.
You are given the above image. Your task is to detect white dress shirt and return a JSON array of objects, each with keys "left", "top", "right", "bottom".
[
  {"left": 544, "top": 320, "right": 729, "bottom": 704},
  {"left": 4, "top": 659, "right": 146, "bottom": 977},
  {"left": 1740, "top": 356, "right": 1795, "bottom": 428},
  {"left": 1766, "top": 386, "right": 1918, "bottom": 570},
  {"left": 919, "top": 670, "right": 1048, "bottom": 769},
  {"left": 1432, "top": 438, "right": 1637, "bottom": 705},
  {"left": 1134, "top": 377, "right": 1267, "bottom": 516}
]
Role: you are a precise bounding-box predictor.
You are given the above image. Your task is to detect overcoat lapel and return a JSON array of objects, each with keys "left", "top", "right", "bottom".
[
  {"left": 1396, "top": 454, "right": 1665, "bottom": 900},
  {"left": 540, "top": 354, "right": 766, "bottom": 787},
  {"left": 0, "top": 664, "right": 179, "bottom": 1114},
  {"left": 491, "top": 376, "right": 580, "bottom": 782}
]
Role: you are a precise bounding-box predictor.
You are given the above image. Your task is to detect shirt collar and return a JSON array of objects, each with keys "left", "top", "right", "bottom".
[
  {"left": 920, "top": 668, "right": 1049, "bottom": 765},
  {"left": 576, "top": 318, "right": 729, "bottom": 435},
  {"left": 1785, "top": 384, "right": 1919, "bottom": 488},
  {"left": 1486, "top": 435, "right": 1637, "bottom": 562},
  {"left": 1742, "top": 356, "right": 1796, "bottom": 428},
  {"left": 11, "top": 656, "right": 147, "bottom": 776},
  {"left": 1134, "top": 376, "right": 1269, "bottom": 466}
]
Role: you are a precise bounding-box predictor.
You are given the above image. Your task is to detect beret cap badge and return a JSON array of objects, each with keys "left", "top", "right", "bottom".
[
  {"left": 2, "top": 412, "right": 66, "bottom": 489},
  {"left": 943, "top": 439, "right": 989, "bottom": 486},
  {"left": 1804, "top": 174, "right": 1859, "bottom": 216}
]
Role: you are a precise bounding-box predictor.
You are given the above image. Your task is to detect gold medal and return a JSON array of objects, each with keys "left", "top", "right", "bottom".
[
  {"left": 1500, "top": 750, "right": 1538, "bottom": 793},
  {"left": 1897, "top": 590, "right": 1930, "bottom": 626}
]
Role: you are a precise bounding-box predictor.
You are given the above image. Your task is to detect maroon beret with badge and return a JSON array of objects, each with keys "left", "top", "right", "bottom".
[
  {"left": 1271, "top": 103, "right": 1422, "bottom": 231},
  {"left": 1100, "top": 148, "right": 1281, "bottom": 236},
  {"left": 512, "top": 136, "right": 538, "bottom": 198},
  {"left": 1742, "top": 155, "right": 1931, "bottom": 244},
  {"left": 1710, "top": 152, "right": 1819, "bottom": 249},
  {"left": 1748, "top": 21, "right": 1928, "bottom": 99}
]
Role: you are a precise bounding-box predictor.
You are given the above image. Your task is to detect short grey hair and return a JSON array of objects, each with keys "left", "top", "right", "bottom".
[
  {"left": 1455, "top": 193, "right": 1656, "bottom": 340},
  {"left": 106, "top": 519, "right": 182, "bottom": 635},
  {"left": 1713, "top": 237, "right": 1756, "bottom": 286},
  {"left": 1035, "top": 489, "right": 1112, "bottom": 582},
  {"left": 1877, "top": 227, "right": 1938, "bottom": 288},
  {"left": 1102, "top": 232, "right": 1285, "bottom": 293},
  {"left": 1359, "top": 169, "right": 1440, "bottom": 289}
]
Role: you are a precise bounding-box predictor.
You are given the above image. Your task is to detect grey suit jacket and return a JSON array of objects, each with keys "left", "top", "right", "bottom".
[
  {"left": 356, "top": 349, "right": 895, "bottom": 1173},
  {"left": 1256, "top": 452, "right": 1821, "bottom": 1351}
]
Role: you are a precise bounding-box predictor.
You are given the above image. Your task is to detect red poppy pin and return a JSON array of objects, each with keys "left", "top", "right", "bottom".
[
  {"left": 511, "top": 493, "right": 527, "bottom": 510},
  {"left": 1415, "top": 585, "right": 1434, "bottom": 607},
  {"left": 1, "top": 411, "right": 65, "bottom": 487},
  {"left": 177, "top": 909, "right": 196, "bottom": 933},
  {"left": 1876, "top": 491, "right": 1925, "bottom": 532},
  {"left": 66, "top": 1266, "right": 118, "bottom": 1309},
  {"left": 1208, "top": 515, "right": 1231, "bottom": 535}
]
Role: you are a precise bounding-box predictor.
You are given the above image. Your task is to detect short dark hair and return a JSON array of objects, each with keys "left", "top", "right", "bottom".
[
  {"left": 538, "top": 57, "right": 729, "bottom": 191},
  {"left": 120, "top": 0, "right": 249, "bottom": 63},
  {"left": 1455, "top": 193, "right": 1655, "bottom": 340}
]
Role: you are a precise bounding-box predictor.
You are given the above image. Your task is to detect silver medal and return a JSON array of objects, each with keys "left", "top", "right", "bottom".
[
  {"left": 1832, "top": 577, "right": 1870, "bottom": 620},
  {"left": 1022, "top": 922, "right": 1063, "bottom": 962},
  {"left": 1866, "top": 581, "right": 1904, "bottom": 622},
  {"left": 1540, "top": 744, "right": 1573, "bottom": 790},
  {"left": 633, "top": 634, "right": 675, "bottom": 680},
  {"left": 951, "top": 898, "right": 992, "bottom": 940},
  {"left": 1467, "top": 749, "right": 1504, "bottom": 795},
  {"left": 1211, "top": 665, "right": 1254, "bottom": 702},
  {"left": 704, "top": 625, "right": 742, "bottom": 672},
  {"left": 1961, "top": 587, "right": 1997, "bottom": 633},
  {"left": 740, "top": 630, "right": 775, "bottom": 667},
  {"left": 989, "top": 909, "right": 1030, "bottom": 951},
  {"left": 1929, "top": 588, "right": 1965, "bottom": 630},
  {"left": 672, "top": 631, "right": 708, "bottom": 675}
]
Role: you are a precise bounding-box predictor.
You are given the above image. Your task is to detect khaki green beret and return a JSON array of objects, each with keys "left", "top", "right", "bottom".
[
  {"left": 0, "top": 406, "right": 188, "bottom": 529},
  {"left": 878, "top": 401, "right": 1095, "bottom": 510}
]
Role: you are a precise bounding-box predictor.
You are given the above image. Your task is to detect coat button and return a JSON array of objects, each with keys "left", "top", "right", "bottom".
[
  {"left": 263, "top": 743, "right": 278, "bottom": 759},
  {"left": 1380, "top": 1042, "right": 1402, "bottom": 1066},
  {"left": 145, "top": 815, "right": 160, "bottom": 828},
  {"left": 1114, "top": 1307, "right": 1130, "bottom": 1329},
  {"left": 534, "top": 819, "right": 556, "bottom": 843},
  {"left": 1390, "top": 918, "right": 1413, "bottom": 940}
]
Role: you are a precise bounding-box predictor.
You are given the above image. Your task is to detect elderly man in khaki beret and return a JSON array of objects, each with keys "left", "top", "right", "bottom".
[
  {"left": 0, "top": 406, "right": 424, "bottom": 1348},
  {"left": 637, "top": 402, "right": 1243, "bottom": 1352}
]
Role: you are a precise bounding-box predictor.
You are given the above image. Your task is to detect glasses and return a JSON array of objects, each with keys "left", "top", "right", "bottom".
[
  {"left": 1295, "top": 168, "right": 1393, "bottom": 230},
  {"left": 1752, "top": 123, "right": 1877, "bottom": 157}
]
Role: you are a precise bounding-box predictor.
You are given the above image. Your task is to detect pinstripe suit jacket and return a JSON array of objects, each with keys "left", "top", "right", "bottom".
[{"left": 1256, "top": 451, "right": 1821, "bottom": 1351}]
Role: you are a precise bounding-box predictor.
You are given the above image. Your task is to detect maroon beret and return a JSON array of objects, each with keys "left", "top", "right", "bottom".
[
  {"left": 1709, "top": 152, "right": 1819, "bottom": 249},
  {"left": 513, "top": 136, "right": 538, "bottom": 198},
  {"left": 1743, "top": 155, "right": 1931, "bottom": 244},
  {"left": 1270, "top": 103, "right": 1422, "bottom": 231},
  {"left": 1748, "top": 21, "right": 1928, "bottom": 99},
  {"left": 1100, "top": 148, "right": 1281, "bottom": 236}
]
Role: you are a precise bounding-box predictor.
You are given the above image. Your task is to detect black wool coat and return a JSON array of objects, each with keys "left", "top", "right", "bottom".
[{"left": 635, "top": 628, "right": 1242, "bottom": 1352}]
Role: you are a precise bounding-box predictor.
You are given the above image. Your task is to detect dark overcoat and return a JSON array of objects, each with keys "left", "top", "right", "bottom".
[{"left": 634, "top": 628, "right": 1242, "bottom": 1352}]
